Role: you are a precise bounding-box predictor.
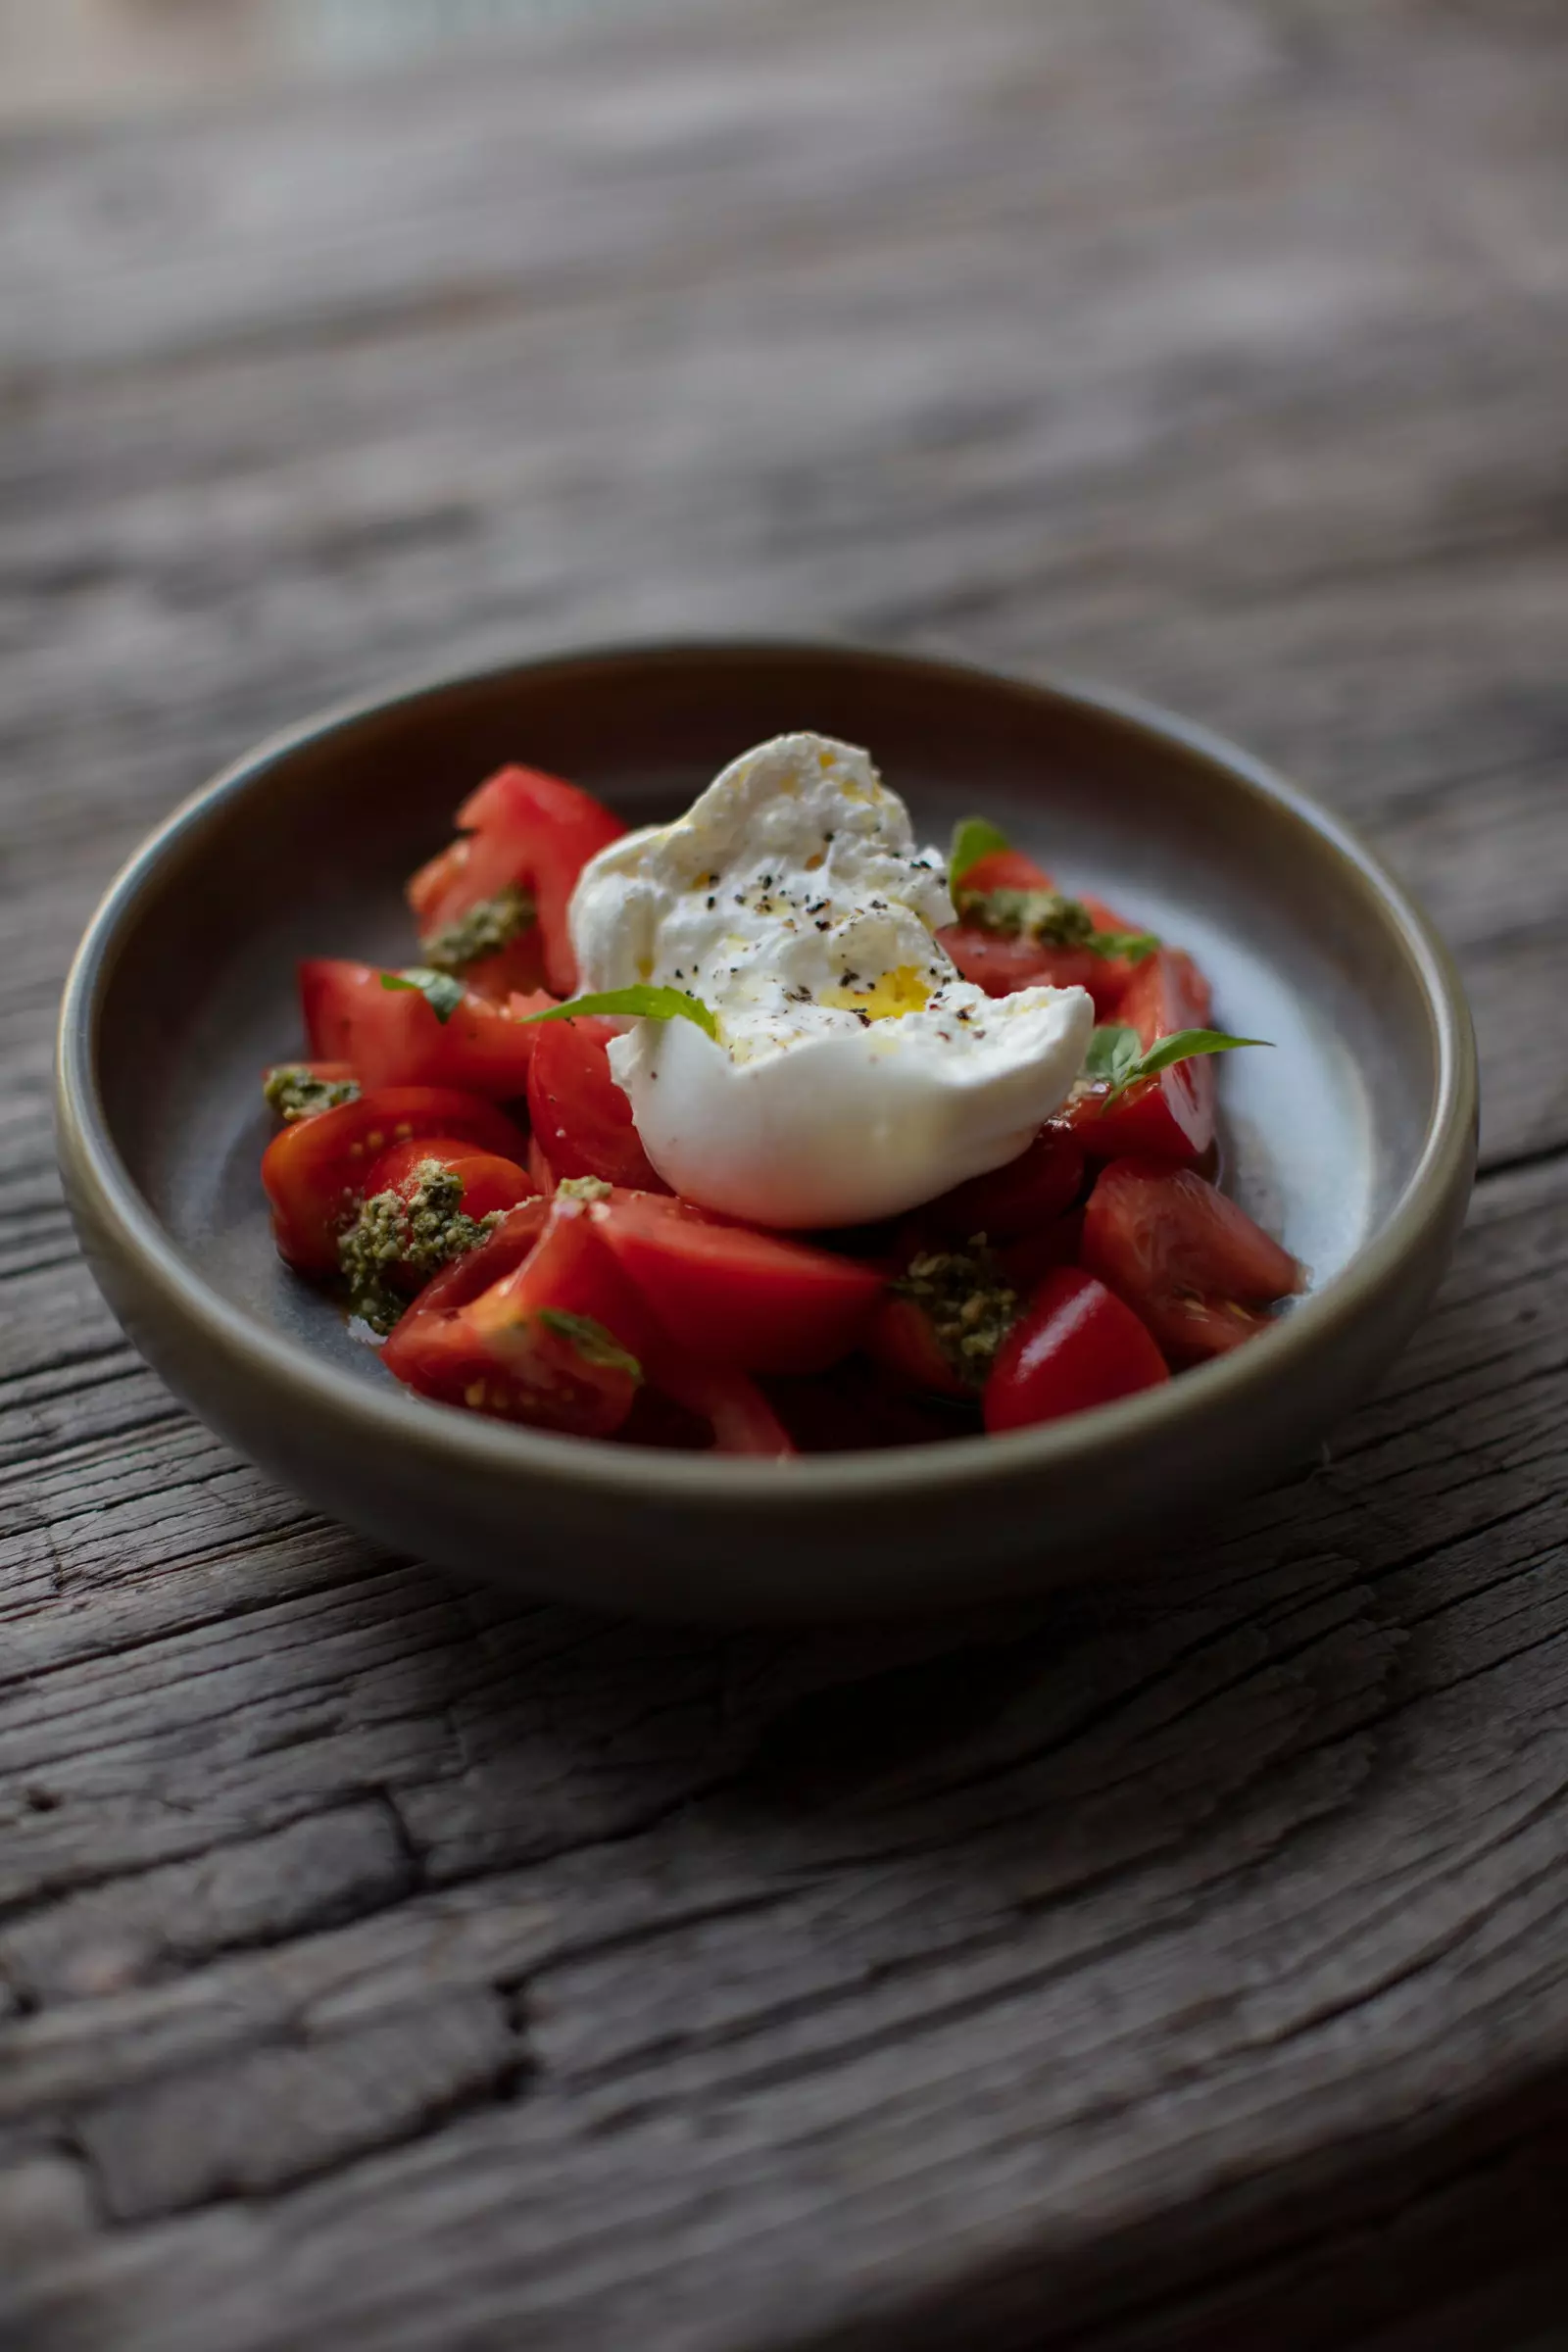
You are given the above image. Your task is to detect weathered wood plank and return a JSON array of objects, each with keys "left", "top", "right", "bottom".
[{"left": 0, "top": 0, "right": 1566, "bottom": 2343}]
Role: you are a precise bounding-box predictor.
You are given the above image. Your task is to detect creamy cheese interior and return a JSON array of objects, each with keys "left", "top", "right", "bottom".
[{"left": 568, "top": 733, "right": 1093, "bottom": 1227}]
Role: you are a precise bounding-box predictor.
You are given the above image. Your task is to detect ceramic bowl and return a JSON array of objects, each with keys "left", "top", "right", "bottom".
[{"left": 56, "top": 642, "right": 1477, "bottom": 1621}]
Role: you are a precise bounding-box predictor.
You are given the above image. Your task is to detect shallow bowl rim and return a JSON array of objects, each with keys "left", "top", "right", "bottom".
[{"left": 55, "top": 636, "right": 1479, "bottom": 1511}]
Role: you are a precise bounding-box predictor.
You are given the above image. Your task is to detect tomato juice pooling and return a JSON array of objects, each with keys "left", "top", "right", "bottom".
[{"left": 566, "top": 734, "right": 1095, "bottom": 1229}]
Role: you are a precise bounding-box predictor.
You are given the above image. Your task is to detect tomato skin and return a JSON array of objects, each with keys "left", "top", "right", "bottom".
[
  {"left": 382, "top": 1196, "right": 649, "bottom": 1437},
  {"left": 382, "top": 1194, "right": 795, "bottom": 1453},
  {"left": 936, "top": 904, "right": 1143, "bottom": 1018},
  {"left": 300, "top": 959, "right": 553, "bottom": 1101},
  {"left": 525, "top": 1016, "right": 669, "bottom": 1193},
  {"left": 359, "top": 1139, "right": 537, "bottom": 1288},
  {"left": 864, "top": 1293, "right": 973, "bottom": 1398},
  {"left": 652, "top": 1359, "right": 797, "bottom": 1457},
  {"left": 262, "top": 1089, "right": 529, "bottom": 1274},
  {"left": 1064, "top": 947, "right": 1217, "bottom": 1161},
  {"left": 984, "top": 1267, "right": 1168, "bottom": 1432},
  {"left": 588, "top": 1195, "right": 881, "bottom": 1374},
  {"left": 408, "top": 765, "right": 624, "bottom": 998},
  {"left": 956, "top": 846, "right": 1054, "bottom": 894},
  {"left": 1081, "top": 1156, "right": 1302, "bottom": 1364},
  {"left": 998, "top": 1213, "right": 1084, "bottom": 1296},
  {"left": 925, "top": 1122, "right": 1085, "bottom": 1245}
]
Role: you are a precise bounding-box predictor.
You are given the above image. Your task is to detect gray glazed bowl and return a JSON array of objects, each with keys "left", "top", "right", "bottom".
[{"left": 57, "top": 643, "right": 1477, "bottom": 1622}]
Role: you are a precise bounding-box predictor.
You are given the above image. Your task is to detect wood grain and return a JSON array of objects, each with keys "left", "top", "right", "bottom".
[{"left": 2, "top": 0, "right": 1567, "bottom": 2344}]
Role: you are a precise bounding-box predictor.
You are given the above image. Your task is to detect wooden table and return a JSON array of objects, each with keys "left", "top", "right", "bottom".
[{"left": 3, "top": 2, "right": 1567, "bottom": 2344}]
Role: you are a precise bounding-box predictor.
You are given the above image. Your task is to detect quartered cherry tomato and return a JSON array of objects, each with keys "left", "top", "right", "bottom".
[
  {"left": 381, "top": 1195, "right": 649, "bottom": 1436},
  {"left": 1063, "top": 948, "right": 1217, "bottom": 1162},
  {"left": 525, "top": 1015, "right": 668, "bottom": 1193},
  {"left": 863, "top": 1292, "right": 974, "bottom": 1398},
  {"left": 1081, "top": 1156, "right": 1302, "bottom": 1363},
  {"left": 361, "top": 1136, "right": 534, "bottom": 1220},
  {"left": 939, "top": 845, "right": 1148, "bottom": 1016},
  {"left": 408, "top": 765, "right": 624, "bottom": 999},
  {"left": 923, "top": 1122, "right": 1085, "bottom": 1244},
  {"left": 262, "top": 1088, "right": 528, "bottom": 1274},
  {"left": 299, "top": 958, "right": 554, "bottom": 1101},
  {"left": 588, "top": 1195, "right": 883, "bottom": 1375},
  {"left": 984, "top": 1265, "right": 1168, "bottom": 1431}
]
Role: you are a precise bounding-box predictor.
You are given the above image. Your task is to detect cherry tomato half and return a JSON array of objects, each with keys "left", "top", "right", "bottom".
[
  {"left": 923, "top": 1122, "right": 1085, "bottom": 1244},
  {"left": 262, "top": 1088, "right": 527, "bottom": 1274},
  {"left": 407, "top": 765, "right": 624, "bottom": 999},
  {"left": 1063, "top": 947, "right": 1216, "bottom": 1162},
  {"left": 1081, "top": 1156, "right": 1302, "bottom": 1364},
  {"left": 300, "top": 958, "right": 554, "bottom": 1101},
  {"left": 863, "top": 1293, "right": 973, "bottom": 1398},
  {"left": 353, "top": 1138, "right": 538, "bottom": 1291},
  {"left": 525, "top": 1015, "right": 668, "bottom": 1193},
  {"left": 382, "top": 1196, "right": 651, "bottom": 1437},
  {"left": 984, "top": 1266, "right": 1168, "bottom": 1432},
  {"left": 589, "top": 1195, "right": 883, "bottom": 1375}
]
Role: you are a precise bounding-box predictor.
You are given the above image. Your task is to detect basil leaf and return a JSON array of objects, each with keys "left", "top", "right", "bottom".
[
  {"left": 1132, "top": 1029, "right": 1270, "bottom": 1080},
  {"left": 1083, "top": 1023, "right": 1143, "bottom": 1089},
  {"left": 518, "top": 985, "right": 719, "bottom": 1040},
  {"left": 379, "top": 966, "right": 466, "bottom": 1025},
  {"left": 536, "top": 1309, "right": 642, "bottom": 1380},
  {"left": 948, "top": 816, "right": 1011, "bottom": 895}
]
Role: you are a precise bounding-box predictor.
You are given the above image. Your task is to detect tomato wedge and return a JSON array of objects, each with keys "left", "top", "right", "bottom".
[
  {"left": 924, "top": 1122, "right": 1085, "bottom": 1244},
  {"left": 938, "top": 895, "right": 1146, "bottom": 1016},
  {"left": 985, "top": 1266, "right": 1168, "bottom": 1432},
  {"left": 300, "top": 958, "right": 554, "bottom": 1101},
  {"left": 864, "top": 1293, "right": 973, "bottom": 1398},
  {"left": 525, "top": 1015, "right": 668, "bottom": 1193},
  {"left": 956, "top": 846, "right": 1054, "bottom": 895},
  {"left": 361, "top": 1137, "right": 534, "bottom": 1221},
  {"left": 408, "top": 765, "right": 624, "bottom": 998},
  {"left": 262, "top": 1088, "right": 527, "bottom": 1274},
  {"left": 1081, "top": 1156, "right": 1303, "bottom": 1363},
  {"left": 1063, "top": 948, "right": 1217, "bottom": 1161},
  {"left": 588, "top": 1195, "right": 881, "bottom": 1374},
  {"left": 381, "top": 1196, "right": 649, "bottom": 1437}
]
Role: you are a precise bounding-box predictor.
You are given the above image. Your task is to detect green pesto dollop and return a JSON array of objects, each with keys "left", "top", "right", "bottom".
[
  {"left": 263, "top": 1065, "right": 361, "bottom": 1122},
  {"left": 895, "top": 1240, "right": 1019, "bottom": 1387},
  {"left": 420, "top": 883, "right": 536, "bottom": 975},
  {"left": 954, "top": 883, "right": 1156, "bottom": 963},
  {"left": 337, "top": 1162, "right": 500, "bottom": 1336}
]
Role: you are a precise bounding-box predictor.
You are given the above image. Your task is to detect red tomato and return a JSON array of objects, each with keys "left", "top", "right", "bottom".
[
  {"left": 936, "top": 905, "right": 1143, "bottom": 1017},
  {"left": 924, "top": 1122, "right": 1085, "bottom": 1244},
  {"left": 1064, "top": 947, "right": 1217, "bottom": 1161},
  {"left": 1081, "top": 1156, "right": 1302, "bottom": 1364},
  {"left": 407, "top": 765, "right": 624, "bottom": 998},
  {"left": 998, "top": 1213, "right": 1084, "bottom": 1296},
  {"left": 262, "top": 1088, "right": 528, "bottom": 1273},
  {"left": 956, "top": 846, "right": 1054, "bottom": 894},
  {"left": 300, "top": 958, "right": 554, "bottom": 1100},
  {"left": 985, "top": 1266, "right": 1168, "bottom": 1432},
  {"left": 381, "top": 1195, "right": 650, "bottom": 1437},
  {"left": 525, "top": 1016, "right": 669, "bottom": 1193},
  {"left": 651, "top": 1358, "right": 797, "bottom": 1457},
  {"left": 863, "top": 1293, "right": 973, "bottom": 1398},
  {"left": 359, "top": 1138, "right": 538, "bottom": 1289},
  {"left": 587, "top": 1195, "right": 882, "bottom": 1374}
]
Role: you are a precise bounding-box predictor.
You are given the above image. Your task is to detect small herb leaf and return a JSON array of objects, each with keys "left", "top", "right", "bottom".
[
  {"left": 537, "top": 1308, "right": 643, "bottom": 1380},
  {"left": 1083, "top": 1023, "right": 1144, "bottom": 1090},
  {"left": 1084, "top": 1023, "right": 1271, "bottom": 1102},
  {"left": 380, "top": 966, "right": 466, "bottom": 1025},
  {"left": 518, "top": 986, "right": 719, "bottom": 1040},
  {"left": 948, "top": 816, "right": 1011, "bottom": 894},
  {"left": 1134, "top": 1029, "right": 1271, "bottom": 1079}
]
